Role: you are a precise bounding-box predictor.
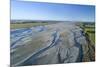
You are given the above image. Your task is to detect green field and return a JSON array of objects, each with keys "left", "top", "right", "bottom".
[
  {"left": 77, "top": 22, "right": 95, "bottom": 61},
  {"left": 10, "top": 23, "right": 48, "bottom": 29},
  {"left": 85, "top": 25, "right": 95, "bottom": 44},
  {"left": 79, "top": 22, "right": 95, "bottom": 45},
  {"left": 85, "top": 27, "right": 95, "bottom": 45}
]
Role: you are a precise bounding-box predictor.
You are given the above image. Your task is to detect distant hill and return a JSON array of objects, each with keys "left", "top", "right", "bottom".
[{"left": 10, "top": 20, "right": 95, "bottom": 24}]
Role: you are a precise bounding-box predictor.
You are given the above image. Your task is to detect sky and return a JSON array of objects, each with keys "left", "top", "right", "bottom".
[{"left": 11, "top": 0, "right": 95, "bottom": 22}]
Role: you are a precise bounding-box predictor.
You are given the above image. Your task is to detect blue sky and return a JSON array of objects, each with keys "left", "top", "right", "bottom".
[{"left": 11, "top": 0, "right": 95, "bottom": 22}]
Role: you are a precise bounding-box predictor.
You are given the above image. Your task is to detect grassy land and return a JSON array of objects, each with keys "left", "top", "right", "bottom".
[
  {"left": 84, "top": 23, "right": 95, "bottom": 61},
  {"left": 84, "top": 25, "right": 95, "bottom": 44},
  {"left": 79, "top": 22, "right": 95, "bottom": 45},
  {"left": 85, "top": 27, "right": 95, "bottom": 45},
  {"left": 77, "top": 22, "right": 95, "bottom": 61},
  {"left": 10, "top": 23, "right": 48, "bottom": 29}
]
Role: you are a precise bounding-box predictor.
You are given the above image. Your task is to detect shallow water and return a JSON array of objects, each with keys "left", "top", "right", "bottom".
[{"left": 10, "top": 23, "right": 89, "bottom": 66}]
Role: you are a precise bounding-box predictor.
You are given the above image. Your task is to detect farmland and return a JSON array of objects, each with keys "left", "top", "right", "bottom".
[
  {"left": 79, "top": 22, "right": 95, "bottom": 45},
  {"left": 77, "top": 22, "right": 95, "bottom": 61},
  {"left": 10, "top": 22, "right": 48, "bottom": 29}
]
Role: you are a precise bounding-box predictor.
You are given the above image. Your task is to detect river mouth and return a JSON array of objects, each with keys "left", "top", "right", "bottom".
[{"left": 10, "top": 22, "right": 95, "bottom": 66}]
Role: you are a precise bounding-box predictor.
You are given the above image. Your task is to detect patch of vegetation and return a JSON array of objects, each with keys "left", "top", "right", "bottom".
[
  {"left": 78, "top": 22, "right": 95, "bottom": 61},
  {"left": 84, "top": 23, "right": 95, "bottom": 45},
  {"left": 10, "top": 22, "right": 48, "bottom": 29},
  {"left": 77, "top": 22, "right": 95, "bottom": 45}
]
